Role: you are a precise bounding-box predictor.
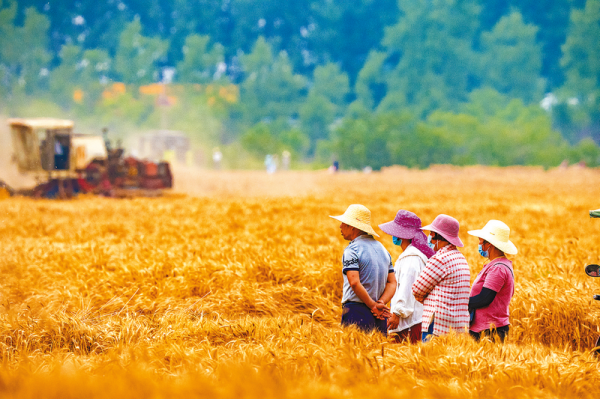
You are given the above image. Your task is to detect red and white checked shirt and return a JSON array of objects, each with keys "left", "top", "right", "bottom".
[{"left": 412, "top": 244, "right": 471, "bottom": 336}]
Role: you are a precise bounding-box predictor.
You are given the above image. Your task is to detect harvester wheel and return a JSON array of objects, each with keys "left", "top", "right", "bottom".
[{"left": 85, "top": 162, "right": 103, "bottom": 188}]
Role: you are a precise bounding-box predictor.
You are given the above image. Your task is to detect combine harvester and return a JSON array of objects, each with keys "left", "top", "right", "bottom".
[{"left": 2, "top": 118, "right": 172, "bottom": 198}]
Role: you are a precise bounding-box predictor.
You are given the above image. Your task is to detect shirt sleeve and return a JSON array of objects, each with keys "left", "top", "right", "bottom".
[
  {"left": 342, "top": 245, "right": 360, "bottom": 275},
  {"left": 482, "top": 265, "right": 509, "bottom": 292},
  {"left": 468, "top": 287, "right": 497, "bottom": 310},
  {"left": 412, "top": 256, "right": 445, "bottom": 297},
  {"left": 392, "top": 256, "right": 422, "bottom": 318},
  {"left": 387, "top": 251, "right": 394, "bottom": 274}
]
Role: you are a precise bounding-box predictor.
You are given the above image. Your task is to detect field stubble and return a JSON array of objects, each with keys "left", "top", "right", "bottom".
[{"left": 1, "top": 166, "right": 600, "bottom": 398}]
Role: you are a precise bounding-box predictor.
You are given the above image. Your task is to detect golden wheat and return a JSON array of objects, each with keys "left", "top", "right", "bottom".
[{"left": 1, "top": 166, "right": 600, "bottom": 398}]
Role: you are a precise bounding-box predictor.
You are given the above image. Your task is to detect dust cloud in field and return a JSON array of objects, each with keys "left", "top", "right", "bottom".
[{"left": 171, "top": 165, "right": 328, "bottom": 197}]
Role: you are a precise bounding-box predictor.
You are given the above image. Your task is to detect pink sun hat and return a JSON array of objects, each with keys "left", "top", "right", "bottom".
[{"left": 421, "top": 214, "right": 464, "bottom": 248}]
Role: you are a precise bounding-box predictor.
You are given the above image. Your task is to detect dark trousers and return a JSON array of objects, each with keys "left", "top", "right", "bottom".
[
  {"left": 341, "top": 302, "right": 387, "bottom": 335},
  {"left": 390, "top": 323, "right": 422, "bottom": 344},
  {"left": 470, "top": 325, "right": 510, "bottom": 342},
  {"left": 422, "top": 320, "right": 435, "bottom": 342}
]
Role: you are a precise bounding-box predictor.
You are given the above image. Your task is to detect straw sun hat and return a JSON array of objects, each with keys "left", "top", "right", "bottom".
[
  {"left": 330, "top": 204, "right": 380, "bottom": 237},
  {"left": 468, "top": 220, "right": 518, "bottom": 255}
]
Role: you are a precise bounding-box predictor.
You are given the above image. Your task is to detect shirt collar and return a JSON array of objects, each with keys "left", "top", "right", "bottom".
[
  {"left": 351, "top": 234, "right": 372, "bottom": 244},
  {"left": 438, "top": 243, "right": 456, "bottom": 253},
  {"left": 484, "top": 257, "right": 512, "bottom": 268},
  {"left": 399, "top": 244, "right": 428, "bottom": 262}
]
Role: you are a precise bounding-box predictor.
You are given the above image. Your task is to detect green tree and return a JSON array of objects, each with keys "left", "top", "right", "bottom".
[
  {"left": 310, "top": 63, "right": 349, "bottom": 107},
  {"left": 372, "top": 0, "right": 481, "bottom": 117},
  {"left": 460, "top": 88, "right": 512, "bottom": 119},
  {"left": 0, "top": 3, "right": 51, "bottom": 95},
  {"left": 299, "top": 63, "right": 349, "bottom": 151},
  {"left": 560, "top": 0, "right": 600, "bottom": 129},
  {"left": 308, "top": 0, "right": 399, "bottom": 81},
  {"left": 506, "top": 0, "right": 581, "bottom": 88},
  {"left": 430, "top": 98, "right": 569, "bottom": 166},
  {"left": 238, "top": 37, "right": 306, "bottom": 126},
  {"left": 569, "top": 137, "right": 600, "bottom": 165},
  {"left": 478, "top": 11, "right": 543, "bottom": 103},
  {"left": 114, "top": 17, "right": 169, "bottom": 85},
  {"left": 78, "top": 49, "right": 112, "bottom": 110},
  {"left": 240, "top": 122, "right": 282, "bottom": 157},
  {"left": 299, "top": 95, "right": 335, "bottom": 149},
  {"left": 17, "top": 7, "right": 51, "bottom": 94},
  {"left": 49, "top": 45, "right": 111, "bottom": 110},
  {"left": 49, "top": 44, "right": 81, "bottom": 106},
  {"left": 561, "top": 0, "right": 600, "bottom": 92},
  {"left": 0, "top": 0, "right": 17, "bottom": 98},
  {"left": 331, "top": 112, "right": 416, "bottom": 170},
  {"left": 176, "top": 34, "right": 225, "bottom": 84},
  {"left": 353, "top": 51, "right": 387, "bottom": 110}
]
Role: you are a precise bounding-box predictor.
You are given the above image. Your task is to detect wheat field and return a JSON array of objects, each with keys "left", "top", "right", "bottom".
[{"left": 1, "top": 166, "right": 600, "bottom": 398}]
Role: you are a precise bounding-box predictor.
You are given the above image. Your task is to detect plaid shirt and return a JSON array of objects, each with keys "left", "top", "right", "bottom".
[{"left": 412, "top": 244, "right": 471, "bottom": 336}]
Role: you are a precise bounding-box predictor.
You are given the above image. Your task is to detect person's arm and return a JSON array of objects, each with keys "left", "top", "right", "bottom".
[
  {"left": 346, "top": 271, "right": 377, "bottom": 309},
  {"left": 372, "top": 252, "right": 397, "bottom": 319},
  {"left": 469, "top": 264, "right": 509, "bottom": 311},
  {"left": 412, "top": 257, "right": 444, "bottom": 303},
  {"left": 378, "top": 271, "right": 397, "bottom": 305},
  {"left": 468, "top": 287, "right": 497, "bottom": 311}
]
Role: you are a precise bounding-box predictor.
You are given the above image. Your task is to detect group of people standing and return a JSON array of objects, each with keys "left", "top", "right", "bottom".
[{"left": 330, "top": 204, "right": 517, "bottom": 343}]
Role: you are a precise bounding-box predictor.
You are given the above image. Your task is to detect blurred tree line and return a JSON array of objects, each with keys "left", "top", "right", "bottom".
[{"left": 0, "top": 0, "right": 599, "bottom": 169}]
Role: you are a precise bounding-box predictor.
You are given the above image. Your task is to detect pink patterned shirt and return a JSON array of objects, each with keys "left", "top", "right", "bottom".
[
  {"left": 469, "top": 258, "right": 514, "bottom": 333},
  {"left": 412, "top": 244, "right": 471, "bottom": 336}
]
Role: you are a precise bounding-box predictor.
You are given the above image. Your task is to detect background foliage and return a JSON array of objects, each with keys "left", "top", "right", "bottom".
[{"left": 0, "top": 0, "right": 599, "bottom": 169}]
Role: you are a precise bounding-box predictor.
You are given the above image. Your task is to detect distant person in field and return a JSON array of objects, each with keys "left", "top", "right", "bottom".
[
  {"left": 282, "top": 150, "right": 291, "bottom": 170},
  {"left": 330, "top": 204, "right": 397, "bottom": 335},
  {"left": 265, "top": 154, "right": 277, "bottom": 174},
  {"left": 329, "top": 160, "right": 339, "bottom": 173},
  {"left": 467, "top": 220, "right": 517, "bottom": 343},
  {"left": 378, "top": 210, "right": 435, "bottom": 343},
  {"left": 412, "top": 214, "right": 471, "bottom": 342},
  {"left": 212, "top": 147, "right": 222, "bottom": 170}
]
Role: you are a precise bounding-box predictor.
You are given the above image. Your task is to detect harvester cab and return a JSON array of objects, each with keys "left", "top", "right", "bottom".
[
  {"left": 8, "top": 118, "right": 90, "bottom": 198},
  {"left": 9, "top": 118, "right": 78, "bottom": 175}
]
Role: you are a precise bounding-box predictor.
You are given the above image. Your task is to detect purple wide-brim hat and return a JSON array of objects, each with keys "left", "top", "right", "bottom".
[
  {"left": 421, "top": 214, "right": 464, "bottom": 247},
  {"left": 379, "top": 210, "right": 435, "bottom": 258},
  {"left": 379, "top": 210, "right": 422, "bottom": 239}
]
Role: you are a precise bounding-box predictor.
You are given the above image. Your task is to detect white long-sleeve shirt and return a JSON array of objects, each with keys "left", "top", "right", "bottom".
[{"left": 389, "top": 245, "right": 427, "bottom": 333}]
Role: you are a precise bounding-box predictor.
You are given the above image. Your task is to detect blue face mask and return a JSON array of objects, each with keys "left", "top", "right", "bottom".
[
  {"left": 427, "top": 234, "right": 435, "bottom": 250},
  {"left": 392, "top": 236, "right": 402, "bottom": 246},
  {"left": 478, "top": 244, "right": 489, "bottom": 258}
]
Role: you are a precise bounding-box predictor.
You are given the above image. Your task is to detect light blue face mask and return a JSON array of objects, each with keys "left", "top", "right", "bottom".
[
  {"left": 392, "top": 236, "right": 402, "bottom": 246},
  {"left": 478, "top": 244, "right": 489, "bottom": 258},
  {"left": 427, "top": 234, "right": 435, "bottom": 250}
]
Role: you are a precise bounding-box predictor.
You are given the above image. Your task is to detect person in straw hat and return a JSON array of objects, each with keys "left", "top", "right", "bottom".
[
  {"left": 378, "top": 210, "right": 435, "bottom": 343},
  {"left": 467, "top": 220, "right": 517, "bottom": 342},
  {"left": 412, "top": 214, "right": 471, "bottom": 341},
  {"left": 330, "top": 204, "right": 397, "bottom": 334}
]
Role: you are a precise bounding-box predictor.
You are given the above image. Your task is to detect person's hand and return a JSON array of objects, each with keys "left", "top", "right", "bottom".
[
  {"left": 387, "top": 313, "right": 400, "bottom": 330},
  {"left": 371, "top": 300, "right": 391, "bottom": 319},
  {"left": 414, "top": 293, "right": 426, "bottom": 304}
]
